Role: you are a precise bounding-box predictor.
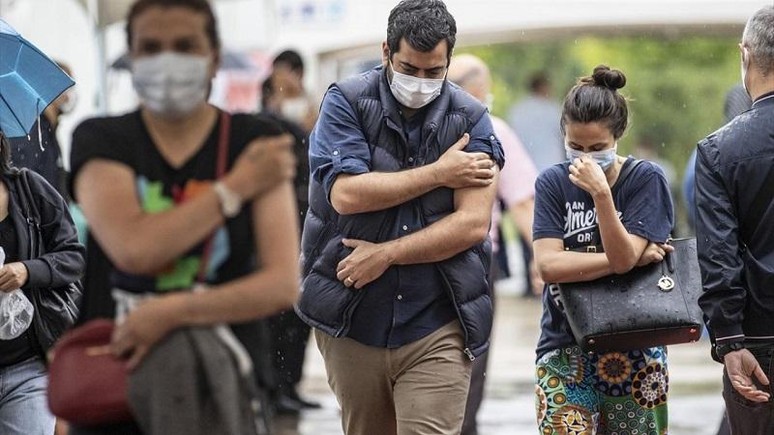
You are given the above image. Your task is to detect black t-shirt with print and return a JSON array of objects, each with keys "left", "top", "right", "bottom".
[{"left": 70, "top": 110, "right": 284, "bottom": 318}]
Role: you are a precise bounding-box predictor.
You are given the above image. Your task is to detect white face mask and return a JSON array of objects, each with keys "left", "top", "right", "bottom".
[
  {"left": 565, "top": 144, "right": 618, "bottom": 171},
  {"left": 388, "top": 62, "right": 445, "bottom": 109},
  {"left": 132, "top": 52, "right": 210, "bottom": 118},
  {"left": 280, "top": 97, "right": 310, "bottom": 124}
]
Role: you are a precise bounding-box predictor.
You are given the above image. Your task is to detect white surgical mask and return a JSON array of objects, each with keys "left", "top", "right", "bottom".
[
  {"left": 280, "top": 97, "right": 310, "bottom": 124},
  {"left": 565, "top": 144, "right": 618, "bottom": 171},
  {"left": 389, "top": 62, "right": 444, "bottom": 109},
  {"left": 132, "top": 52, "right": 210, "bottom": 118}
]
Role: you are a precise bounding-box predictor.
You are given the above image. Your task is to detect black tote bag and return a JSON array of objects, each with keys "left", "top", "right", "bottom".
[{"left": 557, "top": 237, "right": 704, "bottom": 353}]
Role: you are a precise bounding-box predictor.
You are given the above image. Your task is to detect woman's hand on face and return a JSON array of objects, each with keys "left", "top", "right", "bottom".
[
  {"left": 568, "top": 156, "right": 609, "bottom": 197},
  {"left": 0, "top": 262, "right": 29, "bottom": 292},
  {"left": 110, "top": 296, "right": 181, "bottom": 371},
  {"left": 636, "top": 242, "right": 675, "bottom": 267}
]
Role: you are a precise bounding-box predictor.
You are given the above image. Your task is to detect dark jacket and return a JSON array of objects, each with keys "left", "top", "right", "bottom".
[
  {"left": 695, "top": 92, "right": 774, "bottom": 347},
  {"left": 296, "top": 67, "right": 497, "bottom": 358},
  {"left": 129, "top": 327, "right": 262, "bottom": 435},
  {"left": 6, "top": 169, "right": 85, "bottom": 352}
]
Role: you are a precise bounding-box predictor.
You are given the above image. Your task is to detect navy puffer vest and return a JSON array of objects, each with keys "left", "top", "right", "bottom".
[{"left": 296, "top": 66, "right": 494, "bottom": 358}]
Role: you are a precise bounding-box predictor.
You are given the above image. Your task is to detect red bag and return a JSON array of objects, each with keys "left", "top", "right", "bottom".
[{"left": 47, "top": 319, "right": 134, "bottom": 426}]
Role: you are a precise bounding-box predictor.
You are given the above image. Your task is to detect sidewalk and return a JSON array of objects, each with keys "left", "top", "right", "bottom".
[{"left": 284, "top": 285, "right": 725, "bottom": 435}]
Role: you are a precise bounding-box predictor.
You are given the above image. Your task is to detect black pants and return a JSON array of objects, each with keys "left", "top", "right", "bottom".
[
  {"left": 722, "top": 344, "right": 774, "bottom": 434},
  {"left": 69, "top": 422, "right": 142, "bottom": 435},
  {"left": 461, "top": 348, "right": 489, "bottom": 435},
  {"left": 268, "top": 309, "right": 311, "bottom": 394},
  {"left": 461, "top": 260, "right": 500, "bottom": 435}
]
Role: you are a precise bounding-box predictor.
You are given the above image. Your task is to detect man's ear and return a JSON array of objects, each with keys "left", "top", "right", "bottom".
[
  {"left": 739, "top": 43, "right": 750, "bottom": 67},
  {"left": 381, "top": 41, "right": 390, "bottom": 66}
]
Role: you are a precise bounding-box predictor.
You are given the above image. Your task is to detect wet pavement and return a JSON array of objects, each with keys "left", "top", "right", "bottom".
[{"left": 277, "top": 280, "right": 726, "bottom": 434}]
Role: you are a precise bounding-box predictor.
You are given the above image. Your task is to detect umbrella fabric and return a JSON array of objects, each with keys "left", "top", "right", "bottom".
[{"left": 0, "top": 19, "right": 74, "bottom": 138}]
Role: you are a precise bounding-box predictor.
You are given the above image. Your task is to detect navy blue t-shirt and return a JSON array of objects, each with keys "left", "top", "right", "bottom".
[{"left": 532, "top": 158, "right": 674, "bottom": 359}]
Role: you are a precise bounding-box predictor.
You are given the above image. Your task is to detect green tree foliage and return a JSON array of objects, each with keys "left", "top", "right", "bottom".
[
  {"left": 461, "top": 35, "right": 740, "bottom": 181},
  {"left": 461, "top": 35, "right": 739, "bottom": 235}
]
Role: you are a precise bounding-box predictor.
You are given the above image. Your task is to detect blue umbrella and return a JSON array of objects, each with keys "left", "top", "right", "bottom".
[{"left": 0, "top": 19, "right": 74, "bottom": 138}]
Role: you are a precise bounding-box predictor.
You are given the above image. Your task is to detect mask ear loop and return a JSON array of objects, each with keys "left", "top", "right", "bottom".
[{"left": 387, "top": 58, "right": 397, "bottom": 84}]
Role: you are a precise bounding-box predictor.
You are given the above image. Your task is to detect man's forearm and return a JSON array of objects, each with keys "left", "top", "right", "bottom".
[
  {"left": 331, "top": 166, "right": 442, "bottom": 215},
  {"left": 384, "top": 208, "right": 490, "bottom": 265},
  {"left": 384, "top": 176, "right": 498, "bottom": 265}
]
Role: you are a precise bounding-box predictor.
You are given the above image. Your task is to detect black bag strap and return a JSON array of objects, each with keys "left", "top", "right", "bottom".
[
  {"left": 16, "top": 169, "right": 44, "bottom": 258},
  {"left": 197, "top": 111, "right": 231, "bottom": 283},
  {"left": 14, "top": 169, "right": 50, "bottom": 357},
  {"left": 614, "top": 157, "right": 642, "bottom": 192}
]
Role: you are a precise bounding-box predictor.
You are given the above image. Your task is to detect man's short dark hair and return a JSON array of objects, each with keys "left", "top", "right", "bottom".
[
  {"left": 528, "top": 71, "right": 550, "bottom": 93},
  {"left": 273, "top": 50, "right": 304, "bottom": 75},
  {"left": 386, "top": 0, "right": 456, "bottom": 61},
  {"left": 126, "top": 0, "right": 220, "bottom": 52}
]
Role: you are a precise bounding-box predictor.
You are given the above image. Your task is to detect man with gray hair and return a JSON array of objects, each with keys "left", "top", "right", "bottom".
[
  {"left": 447, "top": 53, "right": 539, "bottom": 435},
  {"left": 695, "top": 5, "right": 774, "bottom": 433}
]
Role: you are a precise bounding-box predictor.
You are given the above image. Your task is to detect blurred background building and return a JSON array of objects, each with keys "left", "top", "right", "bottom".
[{"left": 0, "top": 0, "right": 764, "bottom": 238}]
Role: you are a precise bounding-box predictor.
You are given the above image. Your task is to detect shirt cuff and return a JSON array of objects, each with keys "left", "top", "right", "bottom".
[
  {"left": 713, "top": 329, "right": 745, "bottom": 345},
  {"left": 21, "top": 259, "right": 52, "bottom": 289}
]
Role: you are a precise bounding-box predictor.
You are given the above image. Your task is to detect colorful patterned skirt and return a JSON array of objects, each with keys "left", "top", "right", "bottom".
[{"left": 535, "top": 345, "right": 668, "bottom": 435}]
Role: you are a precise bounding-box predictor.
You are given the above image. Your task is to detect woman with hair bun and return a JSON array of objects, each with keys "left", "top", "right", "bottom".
[{"left": 531, "top": 65, "right": 674, "bottom": 434}]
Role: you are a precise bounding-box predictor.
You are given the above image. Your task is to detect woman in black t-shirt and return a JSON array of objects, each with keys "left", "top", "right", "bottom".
[{"left": 69, "top": 1, "right": 298, "bottom": 434}]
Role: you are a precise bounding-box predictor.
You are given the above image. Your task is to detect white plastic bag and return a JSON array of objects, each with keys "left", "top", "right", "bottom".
[{"left": 0, "top": 247, "right": 34, "bottom": 340}]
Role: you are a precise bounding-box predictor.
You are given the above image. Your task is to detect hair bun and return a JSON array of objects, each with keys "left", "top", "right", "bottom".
[{"left": 591, "top": 65, "right": 626, "bottom": 90}]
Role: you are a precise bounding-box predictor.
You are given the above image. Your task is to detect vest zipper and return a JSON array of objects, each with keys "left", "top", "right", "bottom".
[{"left": 436, "top": 264, "right": 475, "bottom": 361}]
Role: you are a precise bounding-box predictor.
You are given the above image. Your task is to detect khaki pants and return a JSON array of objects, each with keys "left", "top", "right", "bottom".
[{"left": 315, "top": 321, "right": 472, "bottom": 435}]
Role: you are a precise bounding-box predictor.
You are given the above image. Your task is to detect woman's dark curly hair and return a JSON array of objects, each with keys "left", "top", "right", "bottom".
[{"left": 560, "top": 65, "right": 629, "bottom": 140}]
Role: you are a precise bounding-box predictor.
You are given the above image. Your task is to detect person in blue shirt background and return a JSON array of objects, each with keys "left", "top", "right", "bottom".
[{"left": 682, "top": 83, "right": 751, "bottom": 233}]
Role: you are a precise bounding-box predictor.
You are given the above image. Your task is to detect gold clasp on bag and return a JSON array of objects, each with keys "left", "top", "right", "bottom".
[{"left": 657, "top": 275, "right": 675, "bottom": 292}]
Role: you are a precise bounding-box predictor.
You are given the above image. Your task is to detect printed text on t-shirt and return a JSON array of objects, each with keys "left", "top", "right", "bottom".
[{"left": 564, "top": 201, "right": 622, "bottom": 243}]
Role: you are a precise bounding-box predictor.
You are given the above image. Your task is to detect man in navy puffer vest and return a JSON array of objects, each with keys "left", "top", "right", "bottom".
[{"left": 296, "top": 1, "right": 504, "bottom": 433}]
